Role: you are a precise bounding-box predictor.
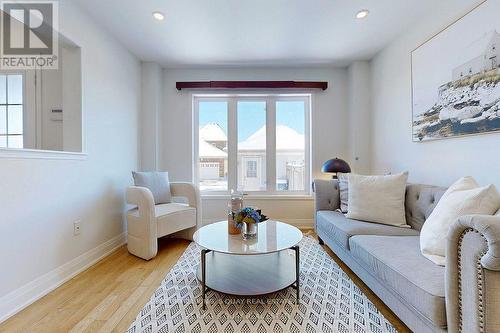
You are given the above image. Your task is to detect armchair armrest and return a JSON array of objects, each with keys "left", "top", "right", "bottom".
[
  {"left": 170, "top": 182, "right": 202, "bottom": 232},
  {"left": 126, "top": 186, "right": 155, "bottom": 209},
  {"left": 446, "top": 214, "right": 500, "bottom": 333},
  {"left": 126, "top": 186, "right": 157, "bottom": 260},
  {"left": 170, "top": 182, "right": 200, "bottom": 209}
]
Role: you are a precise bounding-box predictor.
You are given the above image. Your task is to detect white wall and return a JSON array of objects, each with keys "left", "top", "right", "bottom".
[
  {"left": 140, "top": 62, "right": 162, "bottom": 170},
  {"left": 0, "top": 0, "right": 140, "bottom": 320},
  {"left": 348, "top": 61, "right": 371, "bottom": 174},
  {"left": 160, "top": 67, "right": 349, "bottom": 224},
  {"left": 370, "top": 0, "right": 499, "bottom": 187}
]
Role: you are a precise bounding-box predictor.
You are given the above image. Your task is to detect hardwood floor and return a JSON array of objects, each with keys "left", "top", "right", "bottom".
[{"left": 0, "top": 231, "right": 410, "bottom": 333}]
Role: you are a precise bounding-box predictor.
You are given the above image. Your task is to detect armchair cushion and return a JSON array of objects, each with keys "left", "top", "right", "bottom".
[
  {"left": 127, "top": 203, "right": 196, "bottom": 238},
  {"left": 132, "top": 171, "right": 172, "bottom": 204}
]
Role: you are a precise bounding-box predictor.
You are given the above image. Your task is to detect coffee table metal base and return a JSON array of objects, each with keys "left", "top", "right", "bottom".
[{"left": 197, "top": 248, "right": 300, "bottom": 309}]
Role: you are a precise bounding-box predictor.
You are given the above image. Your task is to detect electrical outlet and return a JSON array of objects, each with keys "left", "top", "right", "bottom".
[{"left": 73, "top": 220, "right": 81, "bottom": 236}]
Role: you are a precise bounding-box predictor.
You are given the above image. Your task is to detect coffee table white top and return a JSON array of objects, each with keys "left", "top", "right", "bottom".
[{"left": 193, "top": 220, "right": 303, "bottom": 255}]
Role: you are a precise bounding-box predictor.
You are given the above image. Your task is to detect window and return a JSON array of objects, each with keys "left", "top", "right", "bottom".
[
  {"left": 246, "top": 160, "right": 257, "bottom": 178},
  {"left": 197, "top": 101, "right": 228, "bottom": 192},
  {"left": 195, "top": 94, "right": 310, "bottom": 195},
  {"left": 0, "top": 74, "right": 24, "bottom": 148}
]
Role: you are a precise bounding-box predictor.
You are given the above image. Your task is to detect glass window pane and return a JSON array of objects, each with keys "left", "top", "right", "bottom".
[
  {"left": 0, "top": 136, "right": 6, "bottom": 148},
  {"left": 0, "top": 106, "right": 6, "bottom": 134},
  {"left": 8, "top": 135, "right": 23, "bottom": 148},
  {"left": 8, "top": 75, "right": 23, "bottom": 104},
  {"left": 7, "top": 105, "right": 23, "bottom": 134},
  {"left": 0, "top": 75, "right": 6, "bottom": 104},
  {"left": 237, "top": 101, "right": 266, "bottom": 191},
  {"left": 198, "top": 101, "right": 228, "bottom": 192},
  {"left": 276, "top": 101, "right": 306, "bottom": 191}
]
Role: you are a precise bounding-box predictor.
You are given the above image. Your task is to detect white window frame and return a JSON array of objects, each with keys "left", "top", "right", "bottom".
[{"left": 193, "top": 93, "right": 311, "bottom": 196}]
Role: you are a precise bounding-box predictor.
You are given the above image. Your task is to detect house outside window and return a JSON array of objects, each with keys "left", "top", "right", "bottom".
[
  {"left": 0, "top": 74, "right": 24, "bottom": 148},
  {"left": 194, "top": 94, "right": 311, "bottom": 195}
]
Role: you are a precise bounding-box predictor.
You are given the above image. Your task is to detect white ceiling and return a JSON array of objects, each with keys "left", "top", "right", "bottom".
[{"left": 74, "top": 0, "right": 438, "bottom": 68}]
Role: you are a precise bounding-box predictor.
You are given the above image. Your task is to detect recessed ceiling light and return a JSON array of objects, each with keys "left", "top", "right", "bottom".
[
  {"left": 152, "top": 11, "right": 165, "bottom": 21},
  {"left": 356, "top": 9, "right": 370, "bottom": 19}
]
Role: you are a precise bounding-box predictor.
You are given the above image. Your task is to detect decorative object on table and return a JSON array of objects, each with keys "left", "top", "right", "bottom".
[
  {"left": 411, "top": 1, "right": 500, "bottom": 142},
  {"left": 321, "top": 158, "right": 351, "bottom": 179},
  {"left": 234, "top": 207, "right": 268, "bottom": 239},
  {"left": 227, "top": 190, "right": 243, "bottom": 235}
]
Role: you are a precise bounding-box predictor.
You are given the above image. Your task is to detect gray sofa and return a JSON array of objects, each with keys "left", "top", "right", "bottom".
[{"left": 313, "top": 179, "right": 500, "bottom": 333}]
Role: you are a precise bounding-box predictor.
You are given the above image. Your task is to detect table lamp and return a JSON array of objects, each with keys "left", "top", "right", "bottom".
[{"left": 321, "top": 158, "right": 351, "bottom": 179}]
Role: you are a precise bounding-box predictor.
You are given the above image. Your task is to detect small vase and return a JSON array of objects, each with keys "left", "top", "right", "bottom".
[
  {"left": 242, "top": 222, "right": 258, "bottom": 240},
  {"left": 227, "top": 214, "right": 240, "bottom": 235}
]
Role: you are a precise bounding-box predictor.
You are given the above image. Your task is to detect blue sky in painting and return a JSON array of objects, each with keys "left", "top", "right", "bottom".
[{"left": 199, "top": 100, "right": 305, "bottom": 142}]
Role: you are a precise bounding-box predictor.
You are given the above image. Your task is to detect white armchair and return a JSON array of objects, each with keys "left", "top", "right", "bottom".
[{"left": 126, "top": 182, "right": 201, "bottom": 260}]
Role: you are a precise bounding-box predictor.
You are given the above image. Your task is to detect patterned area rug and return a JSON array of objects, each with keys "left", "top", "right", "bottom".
[{"left": 127, "top": 236, "right": 397, "bottom": 333}]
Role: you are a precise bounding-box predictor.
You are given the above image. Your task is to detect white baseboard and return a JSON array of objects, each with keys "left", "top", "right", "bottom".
[
  {"left": 203, "top": 218, "right": 313, "bottom": 229},
  {"left": 0, "top": 232, "right": 126, "bottom": 324}
]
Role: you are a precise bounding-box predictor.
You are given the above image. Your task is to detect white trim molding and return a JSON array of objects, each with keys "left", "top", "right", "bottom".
[
  {"left": 0, "top": 233, "right": 126, "bottom": 324},
  {"left": 0, "top": 148, "right": 87, "bottom": 160}
]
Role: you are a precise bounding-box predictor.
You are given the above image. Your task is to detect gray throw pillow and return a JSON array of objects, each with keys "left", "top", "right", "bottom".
[
  {"left": 132, "top": 171, "right": 172, "bottom": 204},
  {"left": 337, "top": 172, "right": 349, "bottom": 213}
]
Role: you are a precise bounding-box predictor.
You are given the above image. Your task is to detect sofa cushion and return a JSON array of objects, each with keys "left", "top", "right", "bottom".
[
  {"left": 420, "top": 176, "right": 500, "bottom": 266},
  {"left": 316, "top": 210, "right": 419, "bottom": 250},
  {"left": 337, "top": 172, "right": 349, "bottom": 213},
  {"left": 347, "top": 172, "right": 409, "bottom": 227},
  {"left": 349, "top": 235, "right": 446, "bottom": 328}
]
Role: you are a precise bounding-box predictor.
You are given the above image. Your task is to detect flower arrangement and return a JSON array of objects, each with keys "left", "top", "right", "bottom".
[{"left": 233, "top": 207, "right": 268, "bottom": 229}]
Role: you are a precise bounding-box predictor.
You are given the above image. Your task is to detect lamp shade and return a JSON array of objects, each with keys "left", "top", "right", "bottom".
[{"left": 321, "top": 158, "right": 351, "bottom": 174}]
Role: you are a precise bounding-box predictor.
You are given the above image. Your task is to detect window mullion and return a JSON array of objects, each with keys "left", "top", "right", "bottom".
[
  {"left": 228, "top": 97, "right": 238, "bottom": 192},
  {"left": 266, "top": 98, "right": 276, "bottom": 193},
  {"left": 304, "top": 96, "right": 312, "bottom": 194}
]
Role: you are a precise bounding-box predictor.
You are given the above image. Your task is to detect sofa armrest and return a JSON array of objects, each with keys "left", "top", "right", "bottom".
[
  {"left": 313, "top": 179, "right": 340, "bottom": 211},
  {"left": 446, "top": 215, "right": 500, "bottom": 333},
  {"left": 313, "top": 179, "right": 340, "bottom": 231}
]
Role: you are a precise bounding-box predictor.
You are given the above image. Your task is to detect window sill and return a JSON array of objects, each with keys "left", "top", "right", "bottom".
[
  {"left": 201, "top": 194, "right": 313, "bottom": 201},
  {"left": 0, "top": 148, "right": 87, "bottom": 160}
]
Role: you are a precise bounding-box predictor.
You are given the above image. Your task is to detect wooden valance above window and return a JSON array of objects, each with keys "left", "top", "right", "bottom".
[{"left": 175, "top": 81, "right": 328, "bottom": 91}]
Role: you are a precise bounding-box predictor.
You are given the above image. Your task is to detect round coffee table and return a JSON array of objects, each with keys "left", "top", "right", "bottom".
[{"left": 193, "top": 220, "right": 303, "bottom": 308}]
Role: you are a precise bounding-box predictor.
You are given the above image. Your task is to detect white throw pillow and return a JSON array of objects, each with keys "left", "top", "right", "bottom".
[
  {"left": 346, "top": 172, "right": 409, "bottom": 227},
  {"left": 420, "top": 176, "right": 500, "bottom": 266},
  {"left": 132, "top": 171, "right": 172, "bottom": 204}
]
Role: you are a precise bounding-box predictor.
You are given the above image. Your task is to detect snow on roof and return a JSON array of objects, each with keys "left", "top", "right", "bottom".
[
  {"left": 199, "top": 139, "right": 227, "bottom": 158},
  {"left": 200, "top": 123, "right": 227, "bottom": 142},
  {"left": 238, "top": 125, "right": 304, "bottom": 151}
]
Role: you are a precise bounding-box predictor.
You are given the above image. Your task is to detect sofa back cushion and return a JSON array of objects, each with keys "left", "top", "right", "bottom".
[
  {"left": 346, "top": 172, "right": 409, "bottom": 228},
  {"left": 405, "top": 184, "right": 447, "bottom": 231}
]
